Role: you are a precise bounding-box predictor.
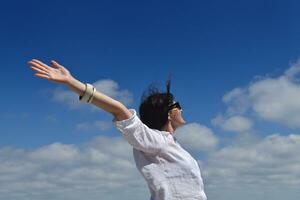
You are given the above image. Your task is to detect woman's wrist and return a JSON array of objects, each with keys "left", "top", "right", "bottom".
[
  {"left": 64, "top": 75, "right": 86, "bottom": 97},
  {"left": 64, "top": 75, "right": 76, "bottom": 86}
]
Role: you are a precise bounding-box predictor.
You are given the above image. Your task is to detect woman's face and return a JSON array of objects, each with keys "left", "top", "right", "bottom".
[{"left": 169, "top": 107, "right": 186, "bottom": 129}]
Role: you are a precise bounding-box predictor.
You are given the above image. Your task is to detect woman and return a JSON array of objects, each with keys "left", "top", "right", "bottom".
[{"left": 28, "top": 59, "right": 207, "bottom": 200}]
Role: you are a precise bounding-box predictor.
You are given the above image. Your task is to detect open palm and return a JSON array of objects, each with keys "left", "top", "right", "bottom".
[{"left": 28, "top": 59, "right": 72, "bottom": 84}]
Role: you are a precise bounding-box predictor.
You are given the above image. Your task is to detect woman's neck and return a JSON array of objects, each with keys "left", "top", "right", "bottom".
[{"left": 161, "top": 122, "right": 175, "bottom": 135}]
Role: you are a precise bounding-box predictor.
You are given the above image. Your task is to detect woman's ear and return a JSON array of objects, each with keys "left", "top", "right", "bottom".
[{"left": 168, "top": 112, "right": 172, "bottom": 120}]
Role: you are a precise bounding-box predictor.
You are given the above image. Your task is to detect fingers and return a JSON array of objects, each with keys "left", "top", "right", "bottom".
[
  {"left": 30, "top": 65, "right": 48, "bottom": 75},
  {"left": 28, "top": 59, "right": 63, "bottom": 70},
  {"left": 51, "top": 60, "right": 62, "bottom": 68},
  {"left": 31, "top": 59, "right": 50, "bottom": 69},
  {"left": 30, "top": 65, "right": 51, "bottom": 80},
  {"left": 34, "top": 73, "right": 50, "bottom": 80},
  {"left": 28, "top": 59, "right": 49, "bottom": 72},
  {"left": 28, "top": 59, "right": 52, "bottom": 80},
  {"left": 29, "top": 63, "right": 49, "bottom": 76}
]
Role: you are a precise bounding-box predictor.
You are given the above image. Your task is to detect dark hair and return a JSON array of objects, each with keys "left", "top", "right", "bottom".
[{"left": 139, "top": 80, "right": 174, "bottom": 130}]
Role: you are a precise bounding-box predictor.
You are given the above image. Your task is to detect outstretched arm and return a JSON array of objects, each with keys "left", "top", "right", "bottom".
[{"left": 28, "top": 59, "right": 132, "bottom": 121}]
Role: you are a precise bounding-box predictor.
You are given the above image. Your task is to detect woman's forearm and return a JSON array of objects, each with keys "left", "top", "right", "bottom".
[{"left": 65, "top": 76, "right": 131, "bottom": 120}]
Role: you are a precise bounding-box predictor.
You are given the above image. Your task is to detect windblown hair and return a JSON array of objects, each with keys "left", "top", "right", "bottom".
[{"left": 139, "top": 79, "right": 175, "bottom": 130}]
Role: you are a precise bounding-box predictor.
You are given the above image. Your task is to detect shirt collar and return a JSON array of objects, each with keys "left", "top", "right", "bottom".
[{"left": 161, "top": 131, "right": 177, "bottom": 143}]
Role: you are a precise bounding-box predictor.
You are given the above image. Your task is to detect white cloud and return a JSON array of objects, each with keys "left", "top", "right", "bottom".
[
  {"left": 203, "top": 133, "right": 300, "bottom": 200},
  {"left": 1, "top": 132, "right": 300, "bottom": 200},
  {"left": 222, "top": 87, "right": 250, "bottom": 115},
  {"left": 51, "top": 87, "right": 80, "bottom": 109},
  {"left": 249, "top": 76, "right": 300, "bottom": 127},
  {"left": 27, "top": 143, "right": 80, "bottom": 163},
  {"left": 212, "top": 115, "right": 253, "bottom": 132},
  {"left": 175, "top": 123, "right": 218, "bottom": 152},
  {"left": 216, "top": 60, "right": 300, "bottom": 129},
  {"left": 0, "top": 136, "right": 147, "bottom": 200},
  {"left": 76, "top": 120, "right": 112, "bottom": 132},
  {"left": 206, "top": 60, "right": 300, "bottom": 199},
  {"left": 285, "top": 61, "right": 300, "bottom": 79},
  {"left": 93, "top": 79, "right": 133, "bottom": 106},
  {"left": 50, "top": 79, "right": 133, "bottom": 110}
]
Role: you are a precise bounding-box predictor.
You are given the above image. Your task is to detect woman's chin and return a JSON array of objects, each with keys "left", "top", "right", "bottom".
[
  {"left": 181, "top": 118, "right": 186, "bottom": 125},
  {"left": 177, "top": 120, "right": 186, "bottom": 127}
]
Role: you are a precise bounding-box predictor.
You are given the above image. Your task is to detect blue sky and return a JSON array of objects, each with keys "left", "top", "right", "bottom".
[
  {"left": 1, "top": 0, "right": 299, "bottom": 147},
  {"left": 1, "top": 1, "right": 300, "bottom": 200}
]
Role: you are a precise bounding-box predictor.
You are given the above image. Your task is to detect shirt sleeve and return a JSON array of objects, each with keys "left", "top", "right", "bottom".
[{"left": 113, "top": 109, "right": 166, "bottom": 155}]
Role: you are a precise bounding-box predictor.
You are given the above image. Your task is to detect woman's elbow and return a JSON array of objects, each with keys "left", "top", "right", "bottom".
[{"left": 113, "top": 104, "right": 132, "bottom": 121}]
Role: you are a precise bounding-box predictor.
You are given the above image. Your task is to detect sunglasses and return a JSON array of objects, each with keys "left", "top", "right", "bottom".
[{"left": 168, "top": 102, "right": 182, "bottom": 111}]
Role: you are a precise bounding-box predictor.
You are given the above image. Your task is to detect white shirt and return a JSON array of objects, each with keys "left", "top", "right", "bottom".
[{"left": 114, "top": 109, "right": 207, "bottom": 200}]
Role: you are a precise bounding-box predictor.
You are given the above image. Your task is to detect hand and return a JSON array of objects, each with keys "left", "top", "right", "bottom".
[{"left": 28, "top": 59, "right": 72, "bottom": 84}]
